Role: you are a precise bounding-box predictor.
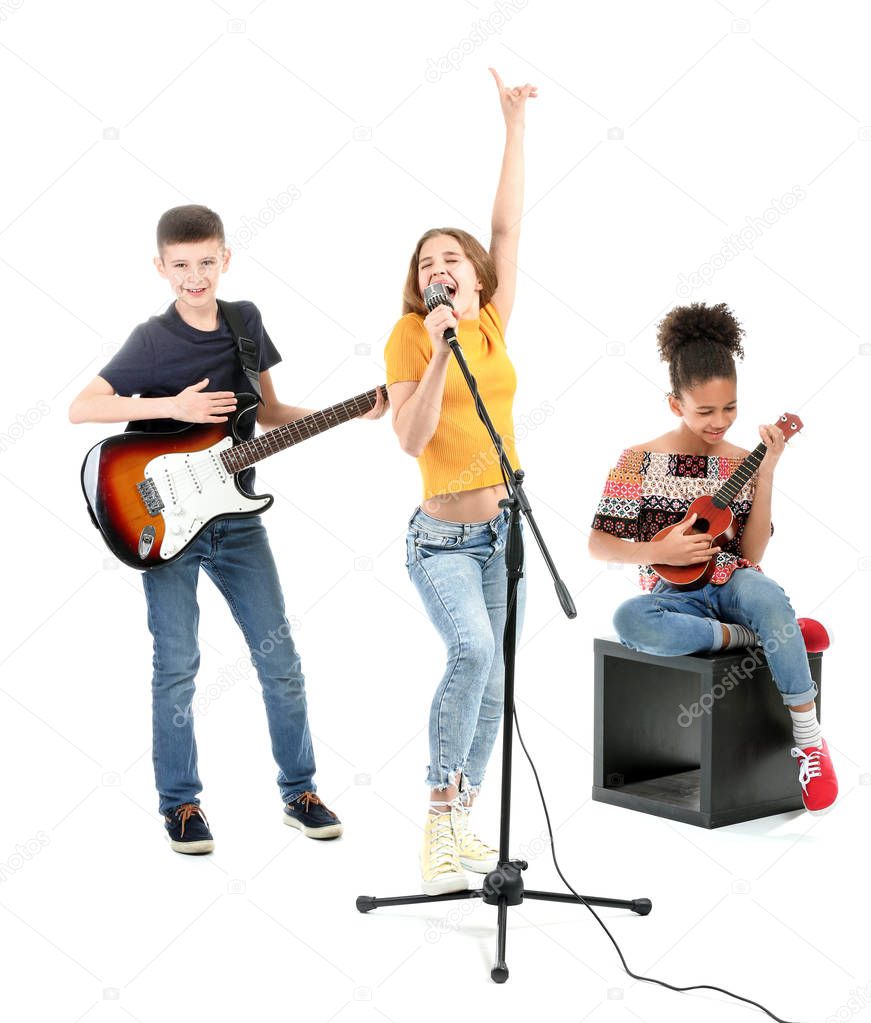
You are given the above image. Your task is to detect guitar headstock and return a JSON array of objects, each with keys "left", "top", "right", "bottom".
[{"left": 777, "top": 412, "right": 804, "bottom": 442}]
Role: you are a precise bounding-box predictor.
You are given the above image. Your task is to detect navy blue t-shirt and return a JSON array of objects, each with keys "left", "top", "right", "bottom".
[{"left": 100, "top": 300, "right": 281, "bottom": 492}]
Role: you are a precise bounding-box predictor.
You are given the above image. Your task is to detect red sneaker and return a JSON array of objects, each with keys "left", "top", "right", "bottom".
[
  {"left": 797, "top": 618, "right": 831, "bottom": 653},
  {"left": 791, "top": 739, "right": 838, "bottom": 814}
]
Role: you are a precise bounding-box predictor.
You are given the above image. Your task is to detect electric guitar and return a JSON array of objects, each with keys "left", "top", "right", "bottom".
[
  {"left": 650, "top": 412, "right": 803, "bottom": 589},
  {"left": 81, "top": 386, "right": 386, "bottom": 570}
]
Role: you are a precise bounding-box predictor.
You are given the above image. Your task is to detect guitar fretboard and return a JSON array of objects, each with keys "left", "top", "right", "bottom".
[
  {"left": 712, "top": 442, "right": 768, "bottom": 508},
  {"left": 221, "top": 387, "right": 384, "bottom": 474}
]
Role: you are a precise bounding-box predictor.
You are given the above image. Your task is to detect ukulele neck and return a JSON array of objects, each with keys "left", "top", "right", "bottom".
[{"left": 713, "top": 441, "right": 767, "bottom": 508}]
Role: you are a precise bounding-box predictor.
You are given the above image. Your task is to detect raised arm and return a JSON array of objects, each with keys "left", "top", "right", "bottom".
[{"left": 487, "top": 67, "right": 537, "bottom": 330}]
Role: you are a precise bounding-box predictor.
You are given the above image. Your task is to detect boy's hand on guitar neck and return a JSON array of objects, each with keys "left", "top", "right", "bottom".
[
  {"left": 167, "top": 378, "right": 238, "bottom": 423},
  {"left": 653, "top": 513, "right": 721, "bottom": 566},
  {"left": 360, "top": 385, "right": 389, "bottom": 421}
]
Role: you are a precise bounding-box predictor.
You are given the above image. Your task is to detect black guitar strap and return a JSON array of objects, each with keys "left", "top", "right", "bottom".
[{"left": 216, "top": 299, "right": 264, "bottom": 405}]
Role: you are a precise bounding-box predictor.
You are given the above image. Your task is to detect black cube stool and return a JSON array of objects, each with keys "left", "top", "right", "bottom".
[{"left": 592, "top": 637, "right": 822, "bottom": 828}]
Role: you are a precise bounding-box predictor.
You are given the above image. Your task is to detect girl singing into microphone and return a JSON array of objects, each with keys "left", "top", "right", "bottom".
[{"left": 384, "top": 69, "right": 537, "bottom": 894}]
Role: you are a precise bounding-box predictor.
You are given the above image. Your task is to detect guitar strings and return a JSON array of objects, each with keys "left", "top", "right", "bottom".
[{"left": 140, "top": 390, "right": 382, "bottom": 503}]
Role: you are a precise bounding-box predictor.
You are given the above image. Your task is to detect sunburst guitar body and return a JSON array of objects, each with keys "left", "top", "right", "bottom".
[{"left": 81, "top": 387, "right": 385, "bottom": 570}]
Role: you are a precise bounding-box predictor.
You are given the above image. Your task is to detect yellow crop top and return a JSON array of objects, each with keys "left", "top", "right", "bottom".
[{"left": 384, "top": 302, "right": 519, "bottom": 500}]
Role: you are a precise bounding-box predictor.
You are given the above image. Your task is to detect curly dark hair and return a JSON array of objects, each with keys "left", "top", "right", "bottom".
[{"left": 656, "top": 302, "right": 745, "bottom": 397}]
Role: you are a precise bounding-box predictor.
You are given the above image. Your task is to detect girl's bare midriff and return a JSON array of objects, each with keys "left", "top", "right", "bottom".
[{"left": 422, "top": 482, "right": 508, "bottom": 523}]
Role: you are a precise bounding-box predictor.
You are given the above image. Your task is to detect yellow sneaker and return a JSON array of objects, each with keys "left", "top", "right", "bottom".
[
  {"left": 421, "top": 808, "right": 468, "bottom": 896},
  {"left": 451, "top": 800, "right": 499, "bottom": 873}
]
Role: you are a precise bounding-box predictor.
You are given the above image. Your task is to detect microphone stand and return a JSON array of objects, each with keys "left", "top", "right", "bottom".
[{"left": 356, "top": 327, "right": 651, "bottom": 982}]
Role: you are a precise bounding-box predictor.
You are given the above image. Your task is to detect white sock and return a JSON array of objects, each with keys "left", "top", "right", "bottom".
[
  {"left": 716, "top": 622, "right": 760, "bottom": 650},
  {"left": 789, "top": 707, "right": 822, "bottom": 750},
  {"left": 428, "top": 800, "right": 452, "bottom": 816}
]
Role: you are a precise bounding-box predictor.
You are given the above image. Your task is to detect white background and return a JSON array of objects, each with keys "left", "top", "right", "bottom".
[{"left": 0, "top": 2, "right": 868, "bottom": 1021}]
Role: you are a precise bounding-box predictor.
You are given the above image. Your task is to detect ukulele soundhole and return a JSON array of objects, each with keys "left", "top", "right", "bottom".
[{"left": 693, "top": 517, "right": 710, "bottom": 533}]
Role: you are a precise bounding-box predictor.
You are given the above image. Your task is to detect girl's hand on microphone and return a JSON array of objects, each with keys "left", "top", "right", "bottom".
[{"left": 423, "top": 305, "right": 459, "bottom": 353}]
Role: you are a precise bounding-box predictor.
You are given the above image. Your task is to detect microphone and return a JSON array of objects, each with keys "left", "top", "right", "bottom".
[{"left": 423, "top": 282, "right": 458, "bottom": 345}]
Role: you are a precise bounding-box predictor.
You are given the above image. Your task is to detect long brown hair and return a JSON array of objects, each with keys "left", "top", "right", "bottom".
[{"left": 401, "top": 228, "right": 498, "bottom": 315}]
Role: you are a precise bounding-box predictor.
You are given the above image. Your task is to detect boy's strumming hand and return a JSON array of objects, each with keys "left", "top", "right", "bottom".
[
  {"left": 654, "top": 512, "right": 721, "bottom": 566},
  {"left": 488, "top": 67, "right": 538, "bottom": 126},
  {"left": 168, "top": 378, "right": 237, "bottom": 423}
]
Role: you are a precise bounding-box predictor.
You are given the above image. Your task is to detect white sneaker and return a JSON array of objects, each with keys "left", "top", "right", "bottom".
[
  {"left": 421, "top": 809, "right": 468, "bottom": 896},
  {"left": 451, "top": 799, "right": 499, "bottom": 873}
]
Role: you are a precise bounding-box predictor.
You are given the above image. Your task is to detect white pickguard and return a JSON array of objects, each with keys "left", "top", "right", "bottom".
[{"left": 144, "top": 437, "right": 270, "bottom": 560}]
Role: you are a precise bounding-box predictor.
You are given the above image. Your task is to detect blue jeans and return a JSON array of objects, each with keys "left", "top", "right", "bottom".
[
  {"left": 142, "top": 516, "right": 316, "bottom": 814},
  {"left": 612, "top": 568, "right": 817, "bottom": 707},
  {"left": 406, "top": 507, "right": 527, "bottom": 795}
]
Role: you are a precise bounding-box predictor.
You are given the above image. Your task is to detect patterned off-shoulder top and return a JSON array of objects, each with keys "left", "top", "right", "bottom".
[{"left": 590, "top": 448, "right": 770, "bottom": 591}]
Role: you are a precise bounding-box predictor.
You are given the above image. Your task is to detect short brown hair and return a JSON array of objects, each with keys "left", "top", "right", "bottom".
[
  {"left": 401, "top": 228, "right": 497, "bottom": 315},
  {"left": 156, "top": 205, "right": 225, "bottom": 255}
]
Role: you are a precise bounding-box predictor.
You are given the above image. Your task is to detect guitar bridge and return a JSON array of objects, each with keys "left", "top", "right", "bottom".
[{"left": 136, "top": 478, "right": 165, "bottom": 515}]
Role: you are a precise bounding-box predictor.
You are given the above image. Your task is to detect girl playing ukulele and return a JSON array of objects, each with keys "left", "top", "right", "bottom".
[{"left": 588, "top": 302, "right": 837, "bottom": 814}]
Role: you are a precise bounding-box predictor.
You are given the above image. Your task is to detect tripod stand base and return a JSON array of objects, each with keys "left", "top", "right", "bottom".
[
  {"left": 357, "top": 868, "right": 651, "bottom": 982},
  {"left": 358, "top": 867, "right": 650, "bottom": 977},
  {"left": 356, "top": 888, "right": 651, "bottom": 916}
]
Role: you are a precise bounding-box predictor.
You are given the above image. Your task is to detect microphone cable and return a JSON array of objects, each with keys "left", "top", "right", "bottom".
[
  {"left": 510, "top": 687, "right": 804, "bottom": 1023},
  {"left": 439, "top": 287, "right": 803, "bottom": 1019}
]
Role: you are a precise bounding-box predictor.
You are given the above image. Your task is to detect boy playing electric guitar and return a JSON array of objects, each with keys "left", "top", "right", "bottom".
[{"left": 70, "top": 205, "right": 385, "bottom": 853}]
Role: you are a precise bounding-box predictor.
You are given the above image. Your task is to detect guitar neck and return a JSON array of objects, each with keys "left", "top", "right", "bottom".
[
  {"left": 712, "top": 442, "right": 767, "bottom": 507},
  {"left": 712, "top": 412, "right": 803, "bottom": 508},
  {"left": 222, "top": 386, "right": 384, "bottom": 474}
]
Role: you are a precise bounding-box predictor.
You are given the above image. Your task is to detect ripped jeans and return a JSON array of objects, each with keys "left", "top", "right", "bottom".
[{"left": 406, "top": 507, "right": 526, "bottom": 796}]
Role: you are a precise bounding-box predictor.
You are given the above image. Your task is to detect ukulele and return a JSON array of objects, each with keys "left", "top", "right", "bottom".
[
  {"left": 81, "top": 386, "right": 386, "bottom": 570},
  {"left": 650, "top": 412, "right": 803, "bottom": 589}
]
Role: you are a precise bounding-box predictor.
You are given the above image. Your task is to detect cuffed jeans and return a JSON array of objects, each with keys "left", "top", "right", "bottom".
[
  {"left": 612, "top": 567, "right": 817, "bottom": 707},
  {"left": 406, "top": 507, "right": 526, "bottom": 795},
  {"left": 142, "top": 516, "right": 316, "bottom": 814}
]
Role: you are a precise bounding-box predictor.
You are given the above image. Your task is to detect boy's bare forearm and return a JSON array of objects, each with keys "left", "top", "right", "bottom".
[
  {"left": 258, "top": 402, "right": 314, "bottom": 429},
  {"left": 69, "top": 393, "right": 173, "bottom": 425}
]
